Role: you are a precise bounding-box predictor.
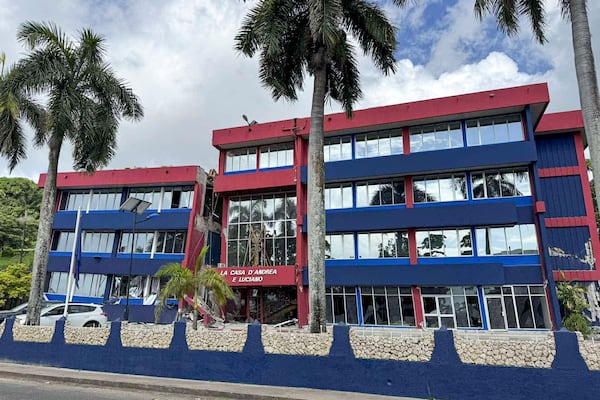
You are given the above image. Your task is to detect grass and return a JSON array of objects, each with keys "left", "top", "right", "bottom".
[{"left": 0, "top": 250, "right": 33, "bottom": 270}]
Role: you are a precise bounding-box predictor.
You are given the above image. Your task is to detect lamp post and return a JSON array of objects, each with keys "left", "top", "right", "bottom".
[{"left": 119, "top": 197, "right": 152, "bottom": 321}]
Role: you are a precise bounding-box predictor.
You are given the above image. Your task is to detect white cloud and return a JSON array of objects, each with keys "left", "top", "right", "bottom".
[{"left": 1, "top": 0, "right": 599, "bottom": 181}]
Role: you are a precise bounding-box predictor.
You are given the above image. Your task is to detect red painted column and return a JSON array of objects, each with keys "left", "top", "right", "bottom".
[
  {"left": 408, "top": 229, "right": 417, "bottom": 265},
  {"left": 220, "top": 196, "right": 229, "bottom": 266},
  {"left": 412, "top": 286, "right": 424, "bottom": 329},
  {"left": 405, "top": 176, "right": 413, "bottom": 208},
  {"left": 402, "top": 127, "right": 411, "bottom": 155}
]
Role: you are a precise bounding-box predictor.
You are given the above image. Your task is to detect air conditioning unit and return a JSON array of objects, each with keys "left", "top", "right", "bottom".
[{"left": 217, "top": 263, "right": 226, "bottom": 268}]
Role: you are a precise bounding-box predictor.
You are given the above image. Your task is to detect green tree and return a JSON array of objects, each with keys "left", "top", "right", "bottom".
[
  {"left": 155, "top": 246, "right": 234, "bottom": 330},
  {"left": 0, "top": 263, "right": 32, "bottom": 308},
  {"left": 468, "top": 0, "right": 600, "bottom": 235},
  {"left": 557, "top": 274, "right": 591, "bottom": 335},
  {"left": 0, "top": 177, "right": 41, "bottom": 254},
  {"left": 236, "top": 0, "right": 397, "bottom": 333},
  {"left": 0, "top": 22, "right": 143, "bottom": 325}
]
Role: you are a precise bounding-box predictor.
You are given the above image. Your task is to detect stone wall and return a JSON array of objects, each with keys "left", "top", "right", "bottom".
[
  {"left": 186, "top": 326, "right": 247, "bottom": 352},
  {"left": 262, "top": 328, "right": 332, "bottom": 356},
  {"left": 454, "top": 331, "right": 556, "bottom": 368},
  {"left": 13, "top": 324, "right": 54, "bottom": 343},
  {"left": 121, "top": 323, "right": 173, "bottom": 349},
  {"left": 65, "top": 326, "right": 110, "bottom": 346},
  {"left": 349, "top": 329, "right": 434, "bottom": 361},
  {"left": 578, "top": 335, "right": 600, "bottom": 371}
]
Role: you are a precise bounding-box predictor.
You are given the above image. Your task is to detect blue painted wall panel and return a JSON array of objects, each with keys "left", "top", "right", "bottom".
[
  {"left": 539, "top": 176, "right": 586, "bottom": 217},
  {"left": 300, "top": 141, "right": 537, "bottom": 183},
  {"left": 302, "top": 263, "right": 543, "bottom": 286},
  {"left": 315, "top": 203, "right": 533, "bottom": 233},
  {"left": 535, "top": 134, "right": 578, "bottom": 168},
  {"left": 545, "top": 227, "right": 592, "bottom": 270},
  {"left": 52, "top": 210, "right": 191, "bottom": 231},
  {"left": 47, "top": 254, "right": 183, "bottom": 275}
]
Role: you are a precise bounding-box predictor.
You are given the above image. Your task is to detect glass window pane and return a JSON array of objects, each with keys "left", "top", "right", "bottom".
[
  {"left": 506, "top": 225, "right": 522, "bottom": 255},
  {"left": 425, "top": 179, "right": 439, "bottom": 202},
  {"left": 396, "top": 232, "right": 409, "bottom": 258},
  {"left": 422, "top": 132, "right": 435, "bottom": 151},
  {"left": 362, "top": 294, "right": 375, "bottom": 324},
  {"left": 356, "top": 184, "right": 368, "bottom": 207},
  {"left": 401, "top": 295, "right": 415, "bottom": 326},
  {"left": 494, "top": 121, "right": 509, "bottom": 143},
  {"left": 516, "top": 296, "right": 534, "bottom": 328},
  {"left": 378, "top": 136, "right": 391, "bottom": 156},
  {"left": 388, "top": 295, "right": 402, "bottom": 325},
  {"left": 466, "top": 122, "right": 480, "bottom": 146},
  {"left": 439, "top": 177, "right": 455, "bottom": 202},
  {"left": 429, "top": 231, "right": 445, "bottom": 256},
  {"left": 342, "top": 185, "right": 353, "bottom": 208},
  {"left": 423, "top": 297, "right": 437, "bottom": 314},
  {"left": 410, "top": 134, "right": 422, "bottom": 153},
  {"left": 515, "top": 170, "right": 531, "bottom": 196},
  {"left": 434, "top": 130, "right": 448, "bottom": 150},
  {"left": 453, "top": 296, "right": 468, "bottom": 327},
  {"left": 449, "top": 125, "right": 463, "bottom": 148},
  {"left": 346, "top": 294, "right": 358, "bottom": 324},
  {"left": 486, "top": 172, "right": 501, "bottom": 198},
  {"left": 391, "top": 134, "right": 403, "bottom": 155},
  {"left": 374, "top": 295, "right": 389, "bottom": 325},
  {"left": 358, "top": 234, "right": 369, "bottom": 259},
  {"left": 501, "top": 171, "right": 515, "bottom": 197},
  {"left": 531, "top": 296, "right": 549, "bottom": 329},
  {"left": 453, "top": 176, "right": 467, "bottom": 200},
  {"left": 490, "top": 228, "right": 507, "bottom": 255},
  {"left": 471, "top": 173, "right": 485, "bottom": 199},
  {"left": 416, "top": 231, "right": 430, "bottom": 257},
  {"left": 355, "top": 138, "right": 366, "bottom": 159},
  {"left": 508, "top": 120, "right": 524, "bottom": 142},
  {"left": 458, "top": 229, "right": 472, "bottom": 255},
  {"left": 466, "top": 296, "right": 482, "bottom": 327},
  {"left": 480, "top": 122, "right": 495, "bottom": 145},
  {"left": 520, "top": 224, "right": 538, "bottom": 254},
  {"left": 444, "top": 230, "right": 459, "bottom": 257},
  {"left": 413, "top": 180, "right": 427, "bottom": 203}
]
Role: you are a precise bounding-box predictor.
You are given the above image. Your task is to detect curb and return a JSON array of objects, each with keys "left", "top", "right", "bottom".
[{"left": 0, "top": 362, "right": 415, "bottom": 400}]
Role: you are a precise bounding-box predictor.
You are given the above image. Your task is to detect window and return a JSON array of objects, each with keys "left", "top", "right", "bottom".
[
  {"left": 48, "top": 272, "right": 106, "bottom": 298},
  {"left": 161, "top": 187, "right": 194, "bottom": 209},
  {"left": 62, "top": 191, "right": 90, "bottom": 211},
  {"left": 360, "top": 286, "right": 415, "bottom": 326},
  {"left": 484, "top": 285, "right": 550, "bottom": 329},
  {"left": 325, "top": 234, "right": 355, "bottom": 259},
  {"left": 355, "top": 131, "right": 402, "bottom": 159},
  {"left": 410, "top": 122, "right": 463, "bottom": 153},
  {"left": 471, "top": 168, "right": 531, "bottom": 199},
  {"left": 119, "top": 231, "right": 186, "bottom": 254},
  {"left": 227, "top": 193, "right": 296, "bottom": 266},
  {"left": 88, "top": 190, "right": 121, "bottom": 210},
  {"left": 325, "top": 184, "right": 353, "bottom": 209},
  {"left": 52, "top": 231, "right": 75, "bottom": 251},
  {"left": 326, "top": 286, "right": 358, "bottom": 324},
  {"left": 421, "top": 287, "right": 482, "bottom": 329},
  {"left": 357, "top": 231, "right": 409, "bottom": 258},
  {"left": 225, "top": 148, "right": 257, "bottom": 172},
  {"left": 259, "top": 143, "right": 293, "bottom": 169},
  {"left": 128, "top": 188, "right": 162, "bottom": 210},
  {"left": 416, "top": 229, "right": 472, "bottom": 257},
  {"left": 466, "top": 114, "right": 523, "bottom": 146},
  {"left": 82, "top": 231, "right": 114, "bottom": 253},
  {"left": 413, "top": 174, "right": 467, "bottom": 203},
  {"left": 356, "top": 179, "right": 405, "bottom": 207},
  {"left": 324, "top": 136, "right": 352, "bottom": 162},
  {"left": 110, "top": 275, "right": 167, "bottom": 299},
  {"left": 476, "top": 224, "right": 538, "bottom": 255}
]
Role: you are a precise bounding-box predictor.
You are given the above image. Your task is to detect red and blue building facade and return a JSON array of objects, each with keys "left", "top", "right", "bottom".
[
  {"left": 40, "top": 165, "right": 220, "bottom": 320},
  {"left": 213, "top": 83, "right": 600, "bottom": 329}
]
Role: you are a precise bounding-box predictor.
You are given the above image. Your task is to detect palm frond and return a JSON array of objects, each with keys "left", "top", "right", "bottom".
[
  {"left": 308, "top": 0, "right": 343, "bottom": 46},
  {"left": 327, "top": 33, "right": 361, "bottom": 117},
  {"left": 473, "top": 0, "right": 546, "bottom": 44},
  {"left": 17, "top": 21, "right": 75, "bottom": 64},
  {"left": 342, "top": 0, "right": 397, "bottom": 74},
  {"left": 198, "top": 268, "right": 234, "bottom": 306}
]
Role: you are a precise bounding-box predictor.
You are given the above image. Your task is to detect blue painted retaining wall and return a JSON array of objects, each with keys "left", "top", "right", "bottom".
[{"left": 0, "top": 319, "right": 598, "bottom": 400}]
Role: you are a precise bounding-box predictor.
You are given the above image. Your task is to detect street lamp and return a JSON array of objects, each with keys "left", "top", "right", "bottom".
[{"left": 119, "top": 197, "right": 152, "bottom": 322}]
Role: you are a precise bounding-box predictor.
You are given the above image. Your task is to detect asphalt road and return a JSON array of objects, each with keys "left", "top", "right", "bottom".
[{"left": 0, "top": 377, "right": 234, "bottom": 400}]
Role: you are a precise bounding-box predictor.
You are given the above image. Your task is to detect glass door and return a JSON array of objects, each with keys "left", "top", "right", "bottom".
[{"left": 486, "top": 297, "right": 507, "bottom": 330}]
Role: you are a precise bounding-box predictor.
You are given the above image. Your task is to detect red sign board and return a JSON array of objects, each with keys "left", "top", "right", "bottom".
[{"left": 216, "top": 266, "right": 296, "bottom": 287}]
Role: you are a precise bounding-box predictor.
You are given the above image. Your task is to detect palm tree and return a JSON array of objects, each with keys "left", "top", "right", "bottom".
[
  {"left": 468, "top": 0, "right": 600, "bottom": 220},
  {"left": 155, "top": 246, "right": 234, "bottom": 330},
  {"left": 0, "top": 22, "right": 143, "bottom": 325},
  {"left": 236, "top": 0, "right": 397, "bottom": 333}
]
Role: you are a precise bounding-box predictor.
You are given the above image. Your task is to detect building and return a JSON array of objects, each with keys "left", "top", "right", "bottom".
[
  {"left": 40, "top": 165, "right": 220, "bottom": 320},
  {"left": 212, "top": 83, "right": 600, "bottom": 329}
]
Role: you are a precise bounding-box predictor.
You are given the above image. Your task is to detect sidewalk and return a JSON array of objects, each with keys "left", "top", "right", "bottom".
[{"left": 0, "top": 361, "right": 420, "bottom": 400}]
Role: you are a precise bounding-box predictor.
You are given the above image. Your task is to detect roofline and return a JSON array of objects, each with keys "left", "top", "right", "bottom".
[
  {"left": 38, "top": 165, "right": 204, "bottom": 189},
  {"left": 213, "top": 83, "right": 550, "bottom": 149}
]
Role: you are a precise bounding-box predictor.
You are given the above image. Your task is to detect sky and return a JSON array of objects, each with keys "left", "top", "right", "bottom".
[{"left": 0, "top": 0, "right": 599, "bottom": 181}]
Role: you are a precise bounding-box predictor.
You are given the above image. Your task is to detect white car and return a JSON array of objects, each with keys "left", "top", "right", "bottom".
[{"left": 16, "top": 303, "right": 108, "bottom": 327}]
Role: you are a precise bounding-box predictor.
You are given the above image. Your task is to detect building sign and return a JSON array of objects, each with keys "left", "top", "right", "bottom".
[{"left": 216, "top": 266, "right": 296, "bottom": 287}]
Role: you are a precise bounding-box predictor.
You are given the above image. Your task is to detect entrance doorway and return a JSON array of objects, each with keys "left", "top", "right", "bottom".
[{"left": 225, "top": 286, "right": 297, "bottom": 324}]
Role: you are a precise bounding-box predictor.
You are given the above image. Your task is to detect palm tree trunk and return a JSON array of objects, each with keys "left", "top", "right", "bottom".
[
  {"left": 308, "top": 48, "right": 327, "bottom": 333},
  {"left": 570, "top": 0, "right": 600, "bottom": 214},
  {"left": 25, "top": 135, "right": 62, "bottom": 325}
]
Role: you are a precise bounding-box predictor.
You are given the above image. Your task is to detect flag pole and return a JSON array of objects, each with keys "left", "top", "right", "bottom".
[{"left": 64, "top": 207, "right": 82, "bottom": 318}]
